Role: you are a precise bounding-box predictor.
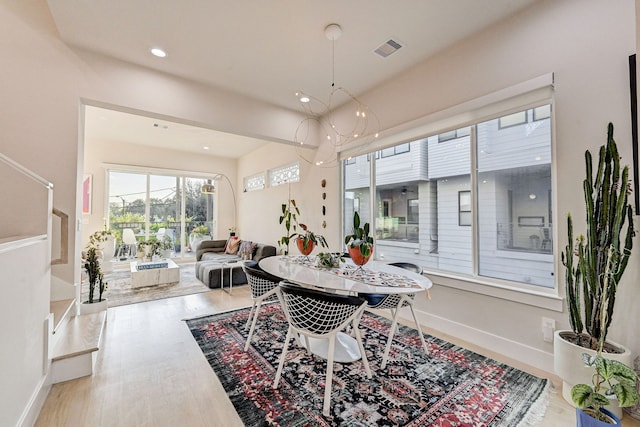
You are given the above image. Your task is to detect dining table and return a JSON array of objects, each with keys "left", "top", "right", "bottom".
[{"left": 259, "top": 255, "right": 433, "bottom": 363}]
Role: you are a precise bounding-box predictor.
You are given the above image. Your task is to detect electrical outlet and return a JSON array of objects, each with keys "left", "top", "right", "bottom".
[{"left": 542, "top": 317, "right": 555, "bottom": 343}]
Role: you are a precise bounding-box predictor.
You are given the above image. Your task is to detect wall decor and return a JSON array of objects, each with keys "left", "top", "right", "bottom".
[
  {"left": 82, "top": 174, "right": 92, "bottom": 214},
  {"left": 322, "top": 205, "right": 326, "bottom": 216},
  {"left": 322, "top": 192, "right": 326, "bottom": 200},
  {"left": 321, "top": 179, "right": 326, "bottom": 188}
]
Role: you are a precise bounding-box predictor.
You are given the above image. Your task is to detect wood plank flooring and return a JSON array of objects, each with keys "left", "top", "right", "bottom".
[{"left": 35, "top": 287, "right": 640, "bottom": 426}]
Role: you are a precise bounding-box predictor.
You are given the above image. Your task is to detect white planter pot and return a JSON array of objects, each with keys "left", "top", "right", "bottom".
[
  {"left": 554, "top": 330, "right": 632, "bottom": 419},
  {"left": 79, "top": 299, "right": 108, "bottom": 314}
]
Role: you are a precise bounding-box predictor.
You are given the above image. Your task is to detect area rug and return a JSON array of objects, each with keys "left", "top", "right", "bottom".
[
  {"left": 186, "top": 304, "right": 550, "bottom": 426},
  {"left": 81, "top": 261, "right": 211, "bottom": 307}
]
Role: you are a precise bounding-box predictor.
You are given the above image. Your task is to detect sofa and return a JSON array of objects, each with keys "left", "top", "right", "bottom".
[{"left": 195, "top": 239, "right": 277, "bottom": 289}]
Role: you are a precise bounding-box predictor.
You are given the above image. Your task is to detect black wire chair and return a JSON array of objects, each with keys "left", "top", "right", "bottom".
[
  {"left": 242, "top": 261, "right": 282, "bottom": 351},
  {"left": 361, "top": 262, "right": 428, "bottom": 369},
  {"left": 273, "top": 282, "right": 372, "bottom": 417}
]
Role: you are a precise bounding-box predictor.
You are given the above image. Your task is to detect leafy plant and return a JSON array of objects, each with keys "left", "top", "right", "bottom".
[
  {"left": 571, "top": 247, "right": 639, "bottom": 421},
  {"left": 344, "top": 211, "right": 374, "bottom": 258},
  {"left": 83, "top": 246, "right": 107, "bottom": 303},
  {"left": 191, "top": 225, "right": 209, "bottom": 236},
  {"left": 295, "top": 223, "right": 328, "bottom": 251},
  {"left": 561, "top": 123, "right": 635, "bottom": 350},
  {"left": 88, "top": 227, "right": 115, "bottom": 247},
  {"left": 316, "top": 252, "right": 344, "bottom": 268},
  {"left": 278, "top": 198, "right": 300, "bottom": 255}
]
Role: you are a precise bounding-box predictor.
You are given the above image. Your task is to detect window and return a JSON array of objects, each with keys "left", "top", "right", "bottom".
[
  {"left": 108, "top": 171, "right": 215, "bottom": 259},
  {"left": 498, "top": 111, "right": 527, "bottom": 128},
  {"left": 345, "top": 157, "right": 356, "bottom": 165},
  {"left": 343, "top": 154, "right": 371, "bottom": 240},
  {"left": 244, "top": 173, "right": 265, "bottom": 192},
  {"left": 458, "top": 191, "right": 471, "bottom": 226},
  {"left": 269, "top": 161, "right": 300, "bottom": 187},
  {"left": 342, "top": 103, "right": 553, "bottom": 288}
]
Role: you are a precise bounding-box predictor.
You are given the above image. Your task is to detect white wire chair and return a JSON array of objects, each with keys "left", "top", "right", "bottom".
[
  {"left": 273, "top": 282, "right": 372, "bottom": 417},
  {"left": 242, "top": 261, "right": 282, "bottom": 351},
  {"left": 362, "top": 262, "right": 428, "bottom": 369}
]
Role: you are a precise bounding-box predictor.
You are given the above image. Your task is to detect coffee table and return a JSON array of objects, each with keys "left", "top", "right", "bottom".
[{"left": 130, "top": 259, "right": 180, "bottom": 288}]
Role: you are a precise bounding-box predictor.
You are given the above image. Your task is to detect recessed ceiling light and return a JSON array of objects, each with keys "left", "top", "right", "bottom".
[
  {"left": 203, "top": 146, "right": 209, "bottom": 150},
  {"left": 150, "top": 48, "right": 167, "bottom": 58}
]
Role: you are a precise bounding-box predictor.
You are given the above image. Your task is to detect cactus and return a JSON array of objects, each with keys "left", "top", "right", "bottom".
[{"left": 561, "top": 123, "right": 635, "bottom": 349}]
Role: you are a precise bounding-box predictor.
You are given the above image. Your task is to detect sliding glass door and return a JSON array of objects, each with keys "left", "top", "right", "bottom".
[{"left": 107, "top": 171, "right": 216, "bottom": 259}]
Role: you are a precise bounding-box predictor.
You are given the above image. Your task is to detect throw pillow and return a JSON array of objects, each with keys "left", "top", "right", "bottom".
[
  {"left": 225, "top": 236, "right": 241, "bottom": 255},
  {"left": 238, "top": 240, "right": 253, "bottom": 260}
]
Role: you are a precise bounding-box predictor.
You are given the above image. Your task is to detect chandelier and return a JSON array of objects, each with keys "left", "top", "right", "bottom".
[{"left": 294, "top": 24, "right": 380, "bottom": 168}]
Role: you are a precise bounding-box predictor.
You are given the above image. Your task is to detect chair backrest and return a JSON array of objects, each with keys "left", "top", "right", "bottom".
[
  {"left": 122, "top": 229, "right": 137, "bottom": 244},
  {"left": 278, "top": 282, "right": 367, "bottom": 336},
  {"left": 243, "top": 262, "right": 282, "bottom": 298},
  {"left": 388, "top": 261, "right": 423, "bottom": 275}
]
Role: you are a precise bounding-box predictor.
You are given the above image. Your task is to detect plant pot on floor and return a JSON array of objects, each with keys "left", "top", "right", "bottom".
[
  {"left": 576, "top": 407, "right": 621, "bottom": 427},
  {"left": 79, "top": 299, "right": 108, "bottom": 314},
  {"left": 554, "top": 330, "right": 632, "bottom": 419}
]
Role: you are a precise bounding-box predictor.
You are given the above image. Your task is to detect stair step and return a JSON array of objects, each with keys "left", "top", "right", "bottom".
[
  {"left": 51, "top": 311, "right": 106, "bottom": 383},
  {"left": 50, "top": 298, "right": 75, "bottom": 333}
]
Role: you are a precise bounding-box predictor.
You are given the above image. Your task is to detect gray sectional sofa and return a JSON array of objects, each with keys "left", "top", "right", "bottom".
[{"left": 195, "top": 239, "right": 277, "bottom": 288}]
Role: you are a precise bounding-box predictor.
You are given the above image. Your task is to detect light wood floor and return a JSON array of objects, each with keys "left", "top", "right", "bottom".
[{"left": 36, "top": 287, "right": 640, "bottom": 427}]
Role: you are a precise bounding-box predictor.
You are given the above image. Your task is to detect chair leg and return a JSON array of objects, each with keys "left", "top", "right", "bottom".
[
  {"left": 244, "top": 300, "right": 263, "bottom": 351},
  {"left": 353, "top": 321, "right": 372, "bottom": 379},
  {"left": 381, "top": 308, "right": 401, "bottom": 369},
  {"left": 323, "top": 336, "right": 336, "bottom": 417},
  {"left": 409, "top": 304, "right": 428, "bottom": 353},
  {"left": 273, "top": 326, "right": 293, "bottom": 389},
  {"left": 245, "top": 301, "right": 257, "bottom": 330}
]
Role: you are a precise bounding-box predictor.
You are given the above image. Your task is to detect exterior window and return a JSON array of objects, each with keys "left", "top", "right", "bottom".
[
  {"left": 477, "top": 107, "right": 553, "bottom": 286},
  {"left": 345, "top": 157, "right": 356, "bottom": 165},
  {"left": 244, "top": 174, "right": 265, "bottom": 192},
  {"left": 395, "top": 143, "right": 410, "bottom": 154},
  {"left": 269, "top": 161, "right": 299, "bottom": 187},
  {"left": 381, "top": 147, "right": 395, "bottom": 158},
  {"left": 498, "top": 111, "right": 527, "bottom": 128},
  {"left": 458, "top": 191, "right": 471, "bottom": 226},
  {"left": 108, "top": 171, "right": 215, "bottom": 259},
  {"left": 533, "top": 105, "right": 551, "bottom": 121},
  {"left": 341, "top": 103, "right": 553, "bottom": 289}
]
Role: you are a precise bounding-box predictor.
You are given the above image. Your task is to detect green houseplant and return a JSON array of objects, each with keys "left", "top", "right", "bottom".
[
  {"left": 560, "top": 123, "right": 635, "bottom": 350},
  {"left": 278, "top": 198, "right": 300, "bottom": 255},
  {"left": 556, "top": 122, "right": 636, "bottom": 412},
  {"left": 344, "top": 211, "right": 374, "bottom": 267},
  {"left": 571, "top": 248, "right": 638, "bottom": 425},
  {"left": 83, "top": 246, "right": 107, "bottom": 304},
  {"left": 294, "top": 223, "right": 328, "bottom": 256}
]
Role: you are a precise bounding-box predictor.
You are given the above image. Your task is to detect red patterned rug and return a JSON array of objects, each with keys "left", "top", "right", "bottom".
[{"left": 185, "top": 304, "right": 549, "bottom": 426}]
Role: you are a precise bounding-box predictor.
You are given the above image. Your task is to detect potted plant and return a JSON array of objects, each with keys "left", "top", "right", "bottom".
[
  {"left": 189, "top": 224, "right": 210, "bottom": 253},
  {"left": 88, "top": 224, "right": 117, "bottom": 268},
  {"left": 571, "top": 250, "right": 638, "bottom": 426},
  {"left": 556, "top": 123, "right": 636, "bottom": 413},
  {"left": 294, "top": 223, "right": 328, "bottom": 257},
  {"left": 81, "top": 245, "right": 108, "bottom": 313},
  {"left": 316, "top": 252, "right": 344, "bottom": 268},
  {"left": 278, "top": 198, "right": 300, "bottom": 255},
  {"left": 344, "top": 211, "right": 374, "bottom": 268}
]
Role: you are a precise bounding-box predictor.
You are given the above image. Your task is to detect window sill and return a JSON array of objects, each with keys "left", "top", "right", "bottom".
[{"left": 424, "top": 270, "right": 563, "bottom": 312}]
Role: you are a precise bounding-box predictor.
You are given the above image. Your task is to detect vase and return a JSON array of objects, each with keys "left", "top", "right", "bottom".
[
  {"left": 554, "top": 330, "right": 631, "bottom": 419},
  {"left": 576, "top": 407, "right": 620, "bottom": 427},
  {"left": 79, "top": 299, "right": 108, "bottom": 314},
  {"left": 296, "top": 239, "right": 315, "bottom": 257},
  {"left": 348, "top": 245, "right": 373, "bottom": 268}
]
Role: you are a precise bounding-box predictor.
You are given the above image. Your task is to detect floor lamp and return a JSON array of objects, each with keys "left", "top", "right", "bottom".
[{"left": 201, "top": 173, "right": 238, "bottom": 233}]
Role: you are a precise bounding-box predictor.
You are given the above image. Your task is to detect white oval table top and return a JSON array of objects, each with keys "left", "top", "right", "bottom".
[{"left": 259, "top": 255, "right": 432, "bottom": 295}]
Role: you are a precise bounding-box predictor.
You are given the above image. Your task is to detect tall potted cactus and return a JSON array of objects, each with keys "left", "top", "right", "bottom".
[{"left": 555, "top": 123, "right": 635, "bottom": 415}]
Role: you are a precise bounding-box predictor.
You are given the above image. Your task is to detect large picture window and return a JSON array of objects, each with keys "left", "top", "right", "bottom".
[{"left": 342, "top": 103, "right": 554, "bottom": 288}]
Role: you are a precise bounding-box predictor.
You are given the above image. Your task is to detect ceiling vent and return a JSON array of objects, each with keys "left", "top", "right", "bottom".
[{"left": 374, "top": 39, "right": 403, "bottom": 58}]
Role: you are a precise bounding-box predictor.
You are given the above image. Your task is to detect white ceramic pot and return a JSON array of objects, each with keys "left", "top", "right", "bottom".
[
  {"left": 79, "top": 299, "right": 108, "bottom": 314},
  {"left": 554, "top": 330, "right": 632, "bottom": 419}
]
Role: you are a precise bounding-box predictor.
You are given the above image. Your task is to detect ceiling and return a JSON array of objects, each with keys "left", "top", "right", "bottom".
[{"left": 48, "top": 0, "right": 540, "bottom": 158}]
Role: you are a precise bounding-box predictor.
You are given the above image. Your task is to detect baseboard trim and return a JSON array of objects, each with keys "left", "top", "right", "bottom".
[
  {"left": 412, "top": 308, "right": 555, "bottom": 375},
  {"left": 17, "top": 374, "right": 50, "bottom": 427}
]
